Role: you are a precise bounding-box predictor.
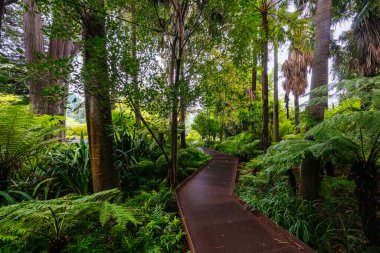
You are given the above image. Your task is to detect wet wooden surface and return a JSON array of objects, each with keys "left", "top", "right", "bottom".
[{"left": 176, "top": 148, "right": 315, "bottom": 253}]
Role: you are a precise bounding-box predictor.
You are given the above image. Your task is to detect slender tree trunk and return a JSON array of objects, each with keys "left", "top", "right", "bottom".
[
  {"left": 251, "top": 53, "right": 257, "bottom": 99},
  {"left": 309, "top": 0, "right": 332, "bottom": 124},
  {"left": 353, "top": 161, "right": 379, "bottom": 245},
  {"left": 170, "top": 57, "right": 181, "bottom": 188},
  {"left": 23, "top": 0, "right": 46, "bottom": 115},
  {"left": 0, "top": 0, "right": 4, "bottom": 41},
  {"left": 168, "top": 0, "right": 186, "bottom": 188},
  {"left": 261, "top": 7, "right": 269, "bottom": 151},
  {"left": 82, "top": 0, "right": 120, "bottom": 192},
  {"left": 273, "top": 40, "right": 279, "bottom": 142},
  {"left": 179, "top": 45, "right": 186, "bottom": 149},
  {"left": 180, "top": 96, "right": 186, "bottom": 149},
  {"left": 294, "top": 94, "right": 300, "bottom": 128},
  {"left": 131, "top": 2, "right": 141, "bottom": 128},
  {"left": 285, "top": 94, "right": 290, "bottom": 119}
]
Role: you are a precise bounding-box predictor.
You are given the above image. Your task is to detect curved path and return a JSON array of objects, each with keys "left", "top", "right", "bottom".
[{"left": 176, "top": 148, "right": 314, "bottom": 253}]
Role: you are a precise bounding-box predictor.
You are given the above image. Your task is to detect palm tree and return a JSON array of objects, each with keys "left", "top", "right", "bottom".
[
  {"left": 282, "top": 50, "right": 312, "bottom": 127},
  {"left": 353, "top": 4, "right": 380, "bottom": 77},
  {"left": 308, "top": 0, "right": 332, "bottom": 124}
]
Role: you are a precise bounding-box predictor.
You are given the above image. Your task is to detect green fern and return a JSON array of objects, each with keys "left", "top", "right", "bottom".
[
  {"left": 99, "top": 202, "right": 139, "bottom": 233},
  {"left": 266, "top": 110, "right": 380, "bottom": 173},
  {"left": 0, "top": 189, "right": 137, "bottom": 243},
  {"left": 0, "top": 99, "right": 62, "bottom": 191}
]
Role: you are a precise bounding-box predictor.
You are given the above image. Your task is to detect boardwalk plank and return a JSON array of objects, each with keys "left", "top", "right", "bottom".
[{"left": 176, "top": 148, "right": 315, "bottom": 253}]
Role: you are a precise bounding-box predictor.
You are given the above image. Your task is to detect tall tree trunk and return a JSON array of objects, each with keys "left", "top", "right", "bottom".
[
  {"left": 179, "top": 96, "right": 186, "bottom": 149},
  {"left": 251, "top": 52, "right": 257, "bottom": 99},
  {"left": 131, "top": 2, "right": 141, "bottom": 128},
  {"left": 0, "top": 0, "right": 4, "bottom": 42},
  {"left": 168, "top": 33, "right": 178, "bottom": 188},
  {"left": 47, "top": 38, "right": 78, "bottom": 140},
  {"left": 285, "top": 94, "right": 290, "bottom": 119},
  {"left": 179, "top": 45, "right": 186, "bottom": 149},
  {"left": 353, "top": 161, "right": 379, "bottom": 245},
  {"left": 23, "top": 0, "right": 46, "bottom": 115},
  {"left": 294, "top": 94, "right": 300, "bottom": 128},
  {"left": 309, "top": 0, "right": 332, "bottom": 124},
  {"left": 82, "top": 0, "right": 120, "bottom": 192},
  {"left": 273, "top": 40, "right": 279, "bottom": 142},
  {"left": 169, "top": 0, "right": 186, "bottom": 188},
  {"left": 261, "top": 7, "right": 269, "bottom": 151},
  {"left": 169, "top": 57, "right": 181, "bottom": 187}
]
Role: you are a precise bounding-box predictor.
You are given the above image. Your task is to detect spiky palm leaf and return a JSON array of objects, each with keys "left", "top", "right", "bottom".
[{"left": 353, "top": 4, "right": 380, "bottom": 77}]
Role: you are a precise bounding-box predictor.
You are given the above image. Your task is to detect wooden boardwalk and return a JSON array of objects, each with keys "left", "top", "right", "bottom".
[{"left": 176, "top": 148, "right": 314, "bottom": 253}]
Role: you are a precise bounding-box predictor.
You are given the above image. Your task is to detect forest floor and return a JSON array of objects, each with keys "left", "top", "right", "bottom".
[{"left": 176, "top": 148, "right": 314, "bottom": 253}]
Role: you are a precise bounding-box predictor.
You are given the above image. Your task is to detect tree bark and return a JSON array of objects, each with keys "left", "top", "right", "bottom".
[
  {"left": 251, "top": 53, "right": 257, "bottom": 100},
  {"left": 294, "top": 94, "right": 300, "bottom": 129},
  {"left": 261, "top": 7, "right": 269, "bottom": 151},
  {"left": 299, "top": 158, "right": 321, "bottom": 200},
  {"left": 309, "top": 0, "right": 332, "bottom": 124},
  {"left": 180, "top": 95, "right": 186, "bottom": 149},
  {"left": 285, "top": 94, "right": 289, "bottom": 119},
  {"left": 131, "top": 2, "right": 141, "bottom": 128},
  {"left": 82, "top": 0, "right": 120, "bottom": 192},
  {"left": 353, "top": 161, "right": 379, "bottom": 245},
  {"left": 23, "top": 0, "right": 46, "bottom": 115},
  {"left": 0, "top": 0, "right": 4, "bottom": 41},
  {"left": 47, "top": 39, "right": 78, "bottom": 140},
  {"left": 273, "top": 40, "right": 279, "bottom": 142}
]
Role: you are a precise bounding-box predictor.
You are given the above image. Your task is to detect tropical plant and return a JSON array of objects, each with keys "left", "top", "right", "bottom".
[
  {"left": 34, "top": 132, "right": 91, "bottom": 198},
  {"left": 265, "top": 94, "right": 380, "bottom": 245},
  {"left": 0, "top": 102, "right": 60, "bottom": 191},
  {"left": 0, "top": 189, "right": 138, "bottom": 251},
  {"left": 282, "top": 50, "right": 312, "bottom": 126},
  {"left": 236, "top": 172, "right": 362, "bottom": 252}
]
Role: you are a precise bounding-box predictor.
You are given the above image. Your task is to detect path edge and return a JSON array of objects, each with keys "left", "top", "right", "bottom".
[{"left": 175, "top": 154, "right": 214, "bottom": 253}]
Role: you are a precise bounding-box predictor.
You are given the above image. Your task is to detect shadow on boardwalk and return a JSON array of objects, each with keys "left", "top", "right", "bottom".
[{"left": 176, "top": 148, "right": 315, "bottom": 253}]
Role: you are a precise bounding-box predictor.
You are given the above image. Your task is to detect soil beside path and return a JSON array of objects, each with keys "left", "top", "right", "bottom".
[{"left": 176, "top": 148, "right": 315, "bottom": 253}]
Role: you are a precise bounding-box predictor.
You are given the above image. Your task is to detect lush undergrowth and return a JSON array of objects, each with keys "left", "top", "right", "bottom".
[
  {"left": 0, "top": 102, "right": 210, "bottom": 252},
  {"left": 195, "top": 133, "right": 262, "bottom": 161},
  {"left": 235, "top": 170, "right": 378, "bottom": 253},
  {"left": 0, "top": 184, "right": 185, "bottom": 252}
]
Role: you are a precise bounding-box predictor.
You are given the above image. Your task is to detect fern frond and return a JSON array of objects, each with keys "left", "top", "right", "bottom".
[{"left": 100, "top": 202, "right": 139, "bottom": 233}]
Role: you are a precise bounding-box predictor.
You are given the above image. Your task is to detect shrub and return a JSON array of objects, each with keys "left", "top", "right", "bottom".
[
  {"left": 132, "top": 160, "right": 156, "bottom": 177},
  {"left": 236, "top": 173, "right": 362, "bottom": 252},
  {"left": 33, "top": 133, "right": 91, "bottom": 198},
  {"left": 212, "top": 133, "right": 261, "bottom": 160}
]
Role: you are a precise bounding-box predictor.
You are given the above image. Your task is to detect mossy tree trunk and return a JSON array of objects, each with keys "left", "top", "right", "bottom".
[{"left": 82, "top": 0, "right": 120, "bottom": 192}]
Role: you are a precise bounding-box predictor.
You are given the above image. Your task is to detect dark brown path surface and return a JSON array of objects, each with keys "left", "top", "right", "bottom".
[{"left": 176, "top": 148, "right": 314, "bottom": 253}]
